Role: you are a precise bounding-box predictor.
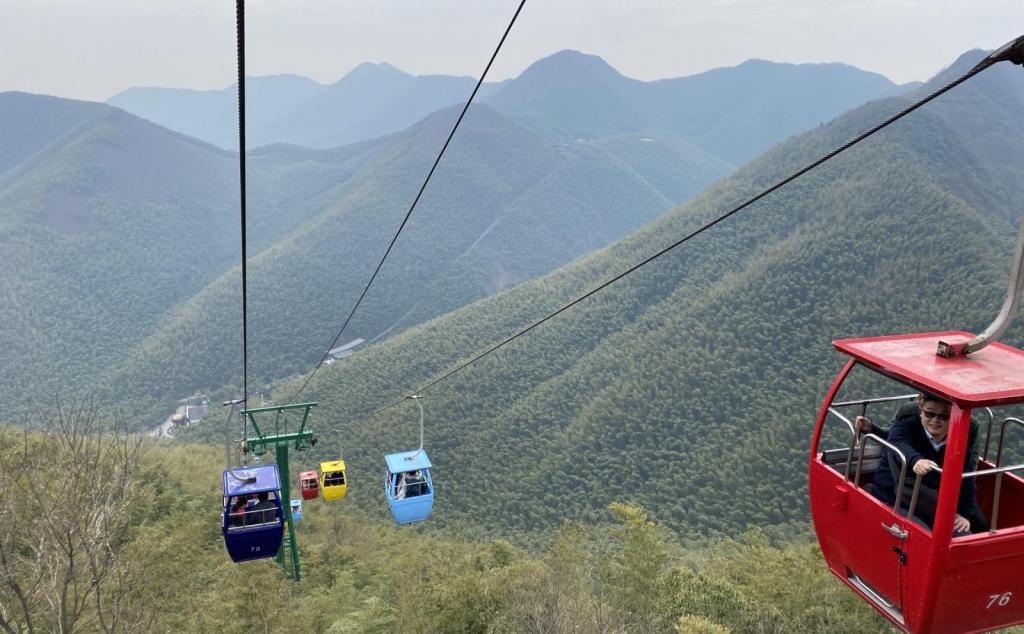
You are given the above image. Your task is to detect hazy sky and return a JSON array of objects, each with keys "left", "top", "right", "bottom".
[{"left": 2, "top": 0, "right": 1021, "bottom": 102}]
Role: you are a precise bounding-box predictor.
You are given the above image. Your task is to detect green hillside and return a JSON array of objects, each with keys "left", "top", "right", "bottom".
[
  {"left": 0, "top": 93, "right": 387, "bottom": 419},
  {"left": 2, "top": 88, "right": 735, "bottom": 424},
  {"left": 93, "top": 103, "right": 730, "bottom": 424},
  {"left": 5, "top": 51, "right": 905, "bottom": 426},
  {"left": 0, "top": 420, "right": 887, "bottom": 633},
  {"left": 189, "top": 50, "right": 1024, "bottom": 541}
]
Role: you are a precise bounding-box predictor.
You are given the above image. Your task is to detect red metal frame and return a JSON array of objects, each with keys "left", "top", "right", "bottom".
[{"left": 810, "top": 333, "right": 1024, "bottom": 634}]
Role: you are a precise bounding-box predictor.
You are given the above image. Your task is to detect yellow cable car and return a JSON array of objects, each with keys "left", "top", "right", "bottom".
[{"left": 319, "top": 460, "right": 347, "bottom": 501}]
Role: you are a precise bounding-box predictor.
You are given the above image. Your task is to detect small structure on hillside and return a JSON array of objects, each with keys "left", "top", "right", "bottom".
[{"left": 325, "top": 338, "right": 364, "bottom": 364}]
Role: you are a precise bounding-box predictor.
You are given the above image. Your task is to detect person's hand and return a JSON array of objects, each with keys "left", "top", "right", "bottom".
[
  {"left": 953, "top": 514, "right": 971, "bottom": 534},
  {"left": 913, "top": 459, "right": 939, "bottom": 476},
  {"left": 855, "top": 416, "right": 872, "bottom": 433}
]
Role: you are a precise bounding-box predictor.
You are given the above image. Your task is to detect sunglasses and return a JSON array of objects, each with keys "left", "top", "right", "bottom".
[{"left": 920, "top": 410, "right": 950, "bottom": 423}]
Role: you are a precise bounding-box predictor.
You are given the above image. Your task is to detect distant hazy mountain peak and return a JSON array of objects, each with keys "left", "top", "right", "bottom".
[
  {"left": 521, "top": 49, "right": 626, "bottom": 82},
  {"left": 345, "top": 61, "right": 410, "bottom": 80}
]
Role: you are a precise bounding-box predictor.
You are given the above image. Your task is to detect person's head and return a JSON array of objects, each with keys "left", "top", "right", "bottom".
[
  {"left": 919, "top": 392, "right": 952, "bottom": 442},
  {"left": 258, "top": 492, "right": 269, "bottom": 502}
]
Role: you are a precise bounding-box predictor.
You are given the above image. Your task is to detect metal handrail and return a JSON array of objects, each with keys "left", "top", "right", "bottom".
[
  {"left": 857, "top": 434, "right": 910, "bottom": 516},
  {"left": 981, "top": 408, "right": 996, "bottom": 462},
  {"left": 828, "top": 407, "right": 858, "bottom": 437},
  {"left": 961, "top": 461, "right": 1024, "bottom": 531},
  {"left": 828, "top": 395, "right": 915, "bottom": 480},
  {"left": 828, "top": 407, "right": 859, "bottom": 481},
  {"left": 996, "top": 417, "right": 1024, "bottom": 468},
  {"left": 831, "top": 394, "right": 918, "bottom": 409},
  {"left": 226, "top": 505, "right": 282, "bottom": 529}
]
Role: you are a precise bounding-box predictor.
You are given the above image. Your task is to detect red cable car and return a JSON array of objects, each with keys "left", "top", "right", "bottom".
[
  {"left": 299, "top": 470, "right": 320, "bottom": 500},
  {"left": 810, "top": 332, "right": 1024, "bottom": 633},
  {"left": 811, "top": 204, "right": 1024, "bottom": 632}
]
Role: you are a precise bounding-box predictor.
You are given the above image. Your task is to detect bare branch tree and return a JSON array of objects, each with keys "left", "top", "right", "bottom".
[{"left": 0, "top": 405, "right": 147, "bottom": 634}]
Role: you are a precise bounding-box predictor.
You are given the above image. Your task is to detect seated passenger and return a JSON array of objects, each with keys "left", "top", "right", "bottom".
[
  {"left": 252, "top": 492, "right": 278, "bottom": 524},
  {"left": 868, "top": 392, "right": 988, "bottom": 534},
  {"left": 325, "top": 471, "right": 344, "bottom": 486},
  {"left": 404, "top": 470, "right": 427, "bottom": 497},
  {"left": 229, "top": 497, "right": 246, "bottom": 527}
]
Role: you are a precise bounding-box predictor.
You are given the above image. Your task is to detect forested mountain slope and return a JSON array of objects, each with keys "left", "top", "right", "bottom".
[
  {"left": 2, "top": 52, "right": 927, "bottom": 429},
  {"left": 0, "top": 93, "right": 241, "bottom": 412},
  {"left": 222, "top": 50, "right": 1024, "bottom": 541},
  {"left": 0, "top": 92, "right": 385, "bottom": 418},
  {"left": 92, "top": 103, "right": 730, "bottom": 423}
]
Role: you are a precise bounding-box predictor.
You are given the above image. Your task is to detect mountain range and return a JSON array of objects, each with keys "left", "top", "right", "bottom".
[
  {"left": 108, "top": 50, "right": 909, "bottom": 165},
  {"left": 0, "top": 50, "right": 906, "bottom": 426},
  {"left": 180, "top": 48, "right": 1024, "bottom": 540}
]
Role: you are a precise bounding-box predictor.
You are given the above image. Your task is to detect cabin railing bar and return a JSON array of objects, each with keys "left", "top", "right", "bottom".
[
  {"left": 996, "top": 417, "right": 1024, "bottom": 468},
  {"left": 992, "top": 472, "right": 1005, "bottom": 531},
  {"left": 960, "top": 462, "right": 1024, "bottom": 480},
  {"left": 831, "top": 394, "right": 919, "bottom": 409},
  {"left": 857, "top": 434, "right": 910, "bottom": 516},
  {"left": 981, "top": 408, "right": 996, "bottom": 462},
  {"left": 829, "top": 407, "right": 859, "bottom": 480}
]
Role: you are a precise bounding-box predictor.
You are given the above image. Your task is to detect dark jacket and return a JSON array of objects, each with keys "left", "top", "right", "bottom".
[
  {"left": 870, "top": 410, "right": 988, "bottom": 532},
  {"left": 864, "top": 401, "right": 918, "bottom": 439}
]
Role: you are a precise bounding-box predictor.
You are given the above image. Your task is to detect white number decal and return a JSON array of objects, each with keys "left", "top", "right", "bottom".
[
  {"left": 987, "top": 592, "right": 1012, "bottom": 609},
  {"left": 251, "top": 546, "right": 261, "bottom": 553}
]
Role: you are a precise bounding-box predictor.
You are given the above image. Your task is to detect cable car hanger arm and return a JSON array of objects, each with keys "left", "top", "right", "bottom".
[
  {"left": 222, "top": 399, "right": 256, "bottom": 484},
  {"left": 982, "top": 34, "right": 1024, "bottom": 68},
  {"left": 938, "top": 212, "right": 1024, "bottom": 358}
]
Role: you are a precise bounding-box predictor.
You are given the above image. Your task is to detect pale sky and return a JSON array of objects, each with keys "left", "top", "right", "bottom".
[{"left": 1, "top": 0, "right": 1021, "bottom": 103}]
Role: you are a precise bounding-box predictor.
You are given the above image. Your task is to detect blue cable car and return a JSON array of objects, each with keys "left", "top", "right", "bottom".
[
  {"left": 384, "top": 449, "right": 434, "bottom": 524},
  {"left": 222, "top": 463, "right": 284, "bottom": 562},
  {"left": 384, "top": 395, "right": 434, "bottom": 524}
]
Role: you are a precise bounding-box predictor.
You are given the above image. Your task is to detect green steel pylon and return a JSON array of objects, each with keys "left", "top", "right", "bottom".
[{"left": 242, "top": 401, "right": 317, "bottom": 581}]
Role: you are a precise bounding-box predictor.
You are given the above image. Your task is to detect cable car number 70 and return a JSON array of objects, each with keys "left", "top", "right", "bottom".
[{"left": 988, "top": 593, "right": 1012, "bottom": 609}]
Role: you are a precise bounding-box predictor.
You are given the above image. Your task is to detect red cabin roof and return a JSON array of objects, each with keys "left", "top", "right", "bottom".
[{"left": 834, "top": 331, "right": 1024, "bottom": 407}]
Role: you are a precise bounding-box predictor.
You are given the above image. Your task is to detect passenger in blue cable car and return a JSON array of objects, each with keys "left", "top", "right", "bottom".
[
  {"left": 253, "top": 492, "right": 278, "bottom": 524},
  {"left": 404, "top": 470, "right": 427, "bottom": 497},
  {"left": 230, "top": 497, "right": 246, "bottom": 527}
]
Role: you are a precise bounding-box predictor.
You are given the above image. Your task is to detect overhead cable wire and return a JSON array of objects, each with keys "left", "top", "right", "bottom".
[
  {"left": 235, "top": 0, "right": 250, "bottom": 443},
  {"left": 346, "top": 34, "right": 1024, "bottom": 427},
  {"left": 285, "top": 0, "right": 528, "bottom": 405}
]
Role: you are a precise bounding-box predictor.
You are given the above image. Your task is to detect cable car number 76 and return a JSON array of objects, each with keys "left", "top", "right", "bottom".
[{"left": 988, "top": 593, "right": 1012, "bottom": 609}]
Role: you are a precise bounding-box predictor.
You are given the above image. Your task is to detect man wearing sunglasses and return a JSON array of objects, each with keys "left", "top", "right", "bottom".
[{"left": 866, "top": 392, "right": 989, "bottom": 535}]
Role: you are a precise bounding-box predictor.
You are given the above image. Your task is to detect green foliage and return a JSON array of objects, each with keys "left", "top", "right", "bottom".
[
  {"left": 175, "top": 55, "right": 1024, "bottom": 546},
  {"left": 3, "top": 433, "right": 898, "bottom": 632}
]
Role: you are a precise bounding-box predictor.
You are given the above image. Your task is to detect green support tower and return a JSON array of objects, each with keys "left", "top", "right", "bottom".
[{"left": 242, "top": 401, "right": 317, "bottom": 581}]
